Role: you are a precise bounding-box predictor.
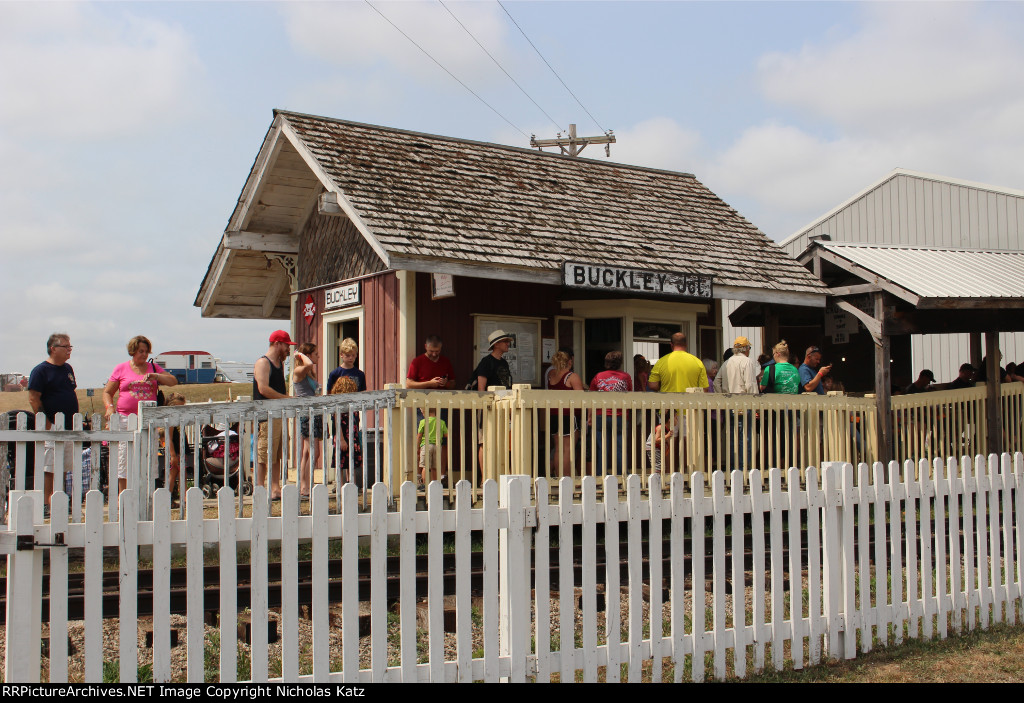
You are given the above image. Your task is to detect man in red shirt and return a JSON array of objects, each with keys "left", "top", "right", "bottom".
[{"left": 405, "top": 335, "right": 456, "bottom": 390}]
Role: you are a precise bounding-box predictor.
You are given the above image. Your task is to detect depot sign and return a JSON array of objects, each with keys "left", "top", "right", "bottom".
[
  {"left": 563, "top": 262, "right": 713, "bottom": 299},
  {"left": 324, "top": 282, "right": 360, "bottom": 310}
]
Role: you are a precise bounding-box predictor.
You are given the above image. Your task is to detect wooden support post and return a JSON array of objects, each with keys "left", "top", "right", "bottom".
[
  {"left": 874, "top": 294, "right": 893, "bottom": 465},
  {"left": 985, "top": 332, "right": 1002, "bottom": 456},
  {"left": 970, "top": 332, "right": 983, "bottom": 371}
]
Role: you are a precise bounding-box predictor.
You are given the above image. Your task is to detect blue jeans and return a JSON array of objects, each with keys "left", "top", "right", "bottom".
[
  {"left": 731, "top": 410, "right": 753, "bottom": 471},
  {"left": 594, "top": 415, "right": 626, "bottom": 476}
]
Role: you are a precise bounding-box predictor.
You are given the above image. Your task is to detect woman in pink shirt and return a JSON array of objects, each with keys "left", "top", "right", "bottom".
[
  {"left": 103, "top": 335, "right": 178, "bottom": 492},
  {"left": 589, "top": 351, "right": 632, "bottom": 475}
]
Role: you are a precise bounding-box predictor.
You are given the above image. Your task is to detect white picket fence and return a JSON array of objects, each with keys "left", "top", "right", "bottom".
[{"left": 4, "top": 452, "right": 1024, "bottom": 682}]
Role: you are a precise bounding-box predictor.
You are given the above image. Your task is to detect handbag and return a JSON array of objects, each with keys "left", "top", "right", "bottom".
[{"left": 150, "top": 361, "right": 166, "bottom": 406}]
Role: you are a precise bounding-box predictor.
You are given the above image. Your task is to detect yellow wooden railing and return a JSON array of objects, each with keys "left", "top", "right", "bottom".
[
  {"left": 890, "top": 386, "right": 988, "bottom": 471},
  {"left": 500, "top": 387, "right": 877, "bottom": 489},
  {"left": 384, "top": 382, "right": 1024, "bottom": 501},
  {"left": 383, "top": 385, "right": 882, "bottom": 498},
  {"left": 1003, "top": 383, "right": 1024, "bottom": 456}
]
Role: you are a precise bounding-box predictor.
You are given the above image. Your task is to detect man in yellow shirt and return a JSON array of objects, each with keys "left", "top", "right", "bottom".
[
  {"left": 648, "top": 332, "right": 708, "bottom": 393},
  {"left": 646, "top": 332, "right": 708, "bottom": 474}
]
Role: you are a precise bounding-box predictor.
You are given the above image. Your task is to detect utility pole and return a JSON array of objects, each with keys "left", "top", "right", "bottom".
[{"left": 531, "top": 123, "right": 615, "bottom": 157}]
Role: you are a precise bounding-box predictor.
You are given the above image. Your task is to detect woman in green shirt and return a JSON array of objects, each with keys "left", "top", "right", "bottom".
[
  {"left": 760, "top": 340, "right": 800, "bottom": 394},
  {"left": 760, "top": 340, "right": 800, "bottom": 454}
]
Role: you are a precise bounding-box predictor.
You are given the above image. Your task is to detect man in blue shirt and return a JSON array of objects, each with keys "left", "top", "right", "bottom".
[
  {"left": 28, "top": 333, "right": 79, "bottom": 507},
  {"left": 799, "top": 346, "right": 832, "bottom": 395}
]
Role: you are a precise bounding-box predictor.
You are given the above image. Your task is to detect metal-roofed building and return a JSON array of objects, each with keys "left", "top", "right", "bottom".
[
  {"left": 196, "top": 110, "right": 825, "bottom": 388},
  {"left": 782, "top": 169, "right": 1024, "bottom": 382}
]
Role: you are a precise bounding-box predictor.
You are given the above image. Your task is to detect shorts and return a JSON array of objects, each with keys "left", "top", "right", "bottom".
[
  {"left": 418, "top": 444, "right": 445, "bottom": 470},
  {"left": 257, "top": 419, "right": 284, "bottom": 463},
  {"left": 43, "top": 439, "right": 75, "bottom": 476},
  {"left": 65, "top": 449, "right": 92, "bottom": 494},
  {"left": 647, "top": 448, "right": 662, "bottom": 473},
  {"left": 300, "top": 415, "right": 323, "bottom": 439},
  {"left": 549, "top": 415, "right": 578, "bottom": 437}
]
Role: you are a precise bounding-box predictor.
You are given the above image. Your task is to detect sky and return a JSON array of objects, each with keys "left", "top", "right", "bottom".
[{"left": 3, "top": 0, "right": 1024, "bottom": 387}]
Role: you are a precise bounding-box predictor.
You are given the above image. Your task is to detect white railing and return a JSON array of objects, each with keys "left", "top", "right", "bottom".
[
  {"left": 0, "top": 412, "right": 135, "bottom": 522},
  {"left": 136, "top": 391, "right": 395, "bottom": 519},
  {"left": 4, "top": 452, "right": 1023, "bottom": 682}
]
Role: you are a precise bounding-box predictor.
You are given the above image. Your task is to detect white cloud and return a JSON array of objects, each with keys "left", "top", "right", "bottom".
[
  {"left": 0, "top": 3, "right": 203, "bottom": 139},
  {"left": 758, "top": 3, "right": 1024, "bottom": 133},
  {"left": 703, "top": 3, "right": 1024, "bottom": 238},
  {"left": 281, "top": 0, "right": 512, "bottom": 84},
  {"left": 596, "top": 117, "right": 703, "bottom": 173}
]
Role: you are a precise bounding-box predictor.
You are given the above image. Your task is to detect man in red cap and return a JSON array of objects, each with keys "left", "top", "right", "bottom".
[{"left": 253, "top": 330, "right": 295, "bottom": 500}]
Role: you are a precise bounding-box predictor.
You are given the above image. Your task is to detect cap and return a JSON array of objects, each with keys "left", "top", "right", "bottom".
[
  {"left": 921, "top": 369, "right": 935, "bottom": 382},
  {"left": 487, "top": 329, "right": 513, "bottom": 350},
  {"left": 269, "top": 330, "right": 297, "bottom": 345},
  {"left": 733, "top": 336, "right": 751, "bottom": 348},
  {"left": 960, "top": 363, "right": 976, "bottom": 373}
]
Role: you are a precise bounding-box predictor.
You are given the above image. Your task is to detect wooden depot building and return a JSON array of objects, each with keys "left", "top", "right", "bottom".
[{"left": 195, "top": 110, "right": 827, "bottom": 388}]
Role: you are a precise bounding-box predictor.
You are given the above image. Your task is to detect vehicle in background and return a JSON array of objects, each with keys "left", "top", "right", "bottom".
[
  {"left": 153, "top": 350, "right": 217, "bottom": 384},
  {"left": 214, "top": 361, "right": 255, "bottom": 384}
]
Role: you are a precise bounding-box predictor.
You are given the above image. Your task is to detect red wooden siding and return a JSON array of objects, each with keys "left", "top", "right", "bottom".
[
  {"left": 413, "top": 273, "right": 566, "bottom": 387},
  {"left": 363, "top": 272, "right": 401, "bottom": 390},
  {"left": 293, "top": 289, "right": 323, "bottom": 350},
  {"left": 298, "top": 271, "right": 401, "bottom": 391}
]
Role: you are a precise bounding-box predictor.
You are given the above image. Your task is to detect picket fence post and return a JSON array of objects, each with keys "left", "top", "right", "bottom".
[
  {"left": 822, "top": 461, "right": 845, "bottom": 659},
  {"left": 5, "top": 492, "right": 43, "bottom": 683},
  {"left": 499, "top": 474, "right": 531, "bottom": 682},
  {"left": 137, "top": 401, "right": 156, "bottom": 520}
]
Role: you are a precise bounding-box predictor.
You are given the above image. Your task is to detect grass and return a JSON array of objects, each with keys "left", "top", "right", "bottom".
[
  {"left": 739, "top": 623, "right": 1024, "bottom": 683},
  {"left": 103, "top": 659, "right": 153, "bottom": 683}
]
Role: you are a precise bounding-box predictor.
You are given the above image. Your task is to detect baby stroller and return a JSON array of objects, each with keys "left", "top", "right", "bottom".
[{"left": 198, "top": 424, "right": 252, "bottom": 498}]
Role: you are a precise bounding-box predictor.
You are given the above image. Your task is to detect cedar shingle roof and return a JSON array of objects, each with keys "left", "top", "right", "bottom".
[{"left": 278, "top": 111, "right": 824, "bottom": 295}]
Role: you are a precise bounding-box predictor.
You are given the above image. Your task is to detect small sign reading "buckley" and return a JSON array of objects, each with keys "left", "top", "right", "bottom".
[{"left": 563, "top": 262, "right": 713, "bottom": 299}]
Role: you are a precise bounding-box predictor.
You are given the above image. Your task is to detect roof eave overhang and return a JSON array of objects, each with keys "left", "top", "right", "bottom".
[
  {"left": 195, "top": 114, "right": 395, "bottom": 320},
  {"left": 392, "top": 254, "right": 826, "bottom": 308},
  {"left": 800, "top": 244, "right": 922, "bottom": 307},
  {"left": 916, "top": 296, "right": 1024, "bottom": 310}
]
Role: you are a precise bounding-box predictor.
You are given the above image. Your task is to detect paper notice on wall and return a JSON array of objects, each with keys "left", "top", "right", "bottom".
[
  {"left": 825, "top": 307, "right": 855, "bottom": 336},
  {"left": 480, "top": 322, "right": 498, "bottom": 355},
  {"left": 542, "top": 338, "right": 556, "bottom": 363},
  {"left": 517, "top": 333, "right": 535, "bottom": 357},
  {"left": 519, "top": 356, "right": 534, "bottom": 379}
]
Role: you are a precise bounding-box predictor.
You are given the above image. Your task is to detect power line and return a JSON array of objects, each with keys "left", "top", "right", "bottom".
[
  {"left": 496, "top": 0, "right": 608, "bottom": 135},
  {"left": 364, "top": 0, "right": 530, "bottom": 140},
  {"left": 437, "top": 0, "right": 564, "bottom": 134}
]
